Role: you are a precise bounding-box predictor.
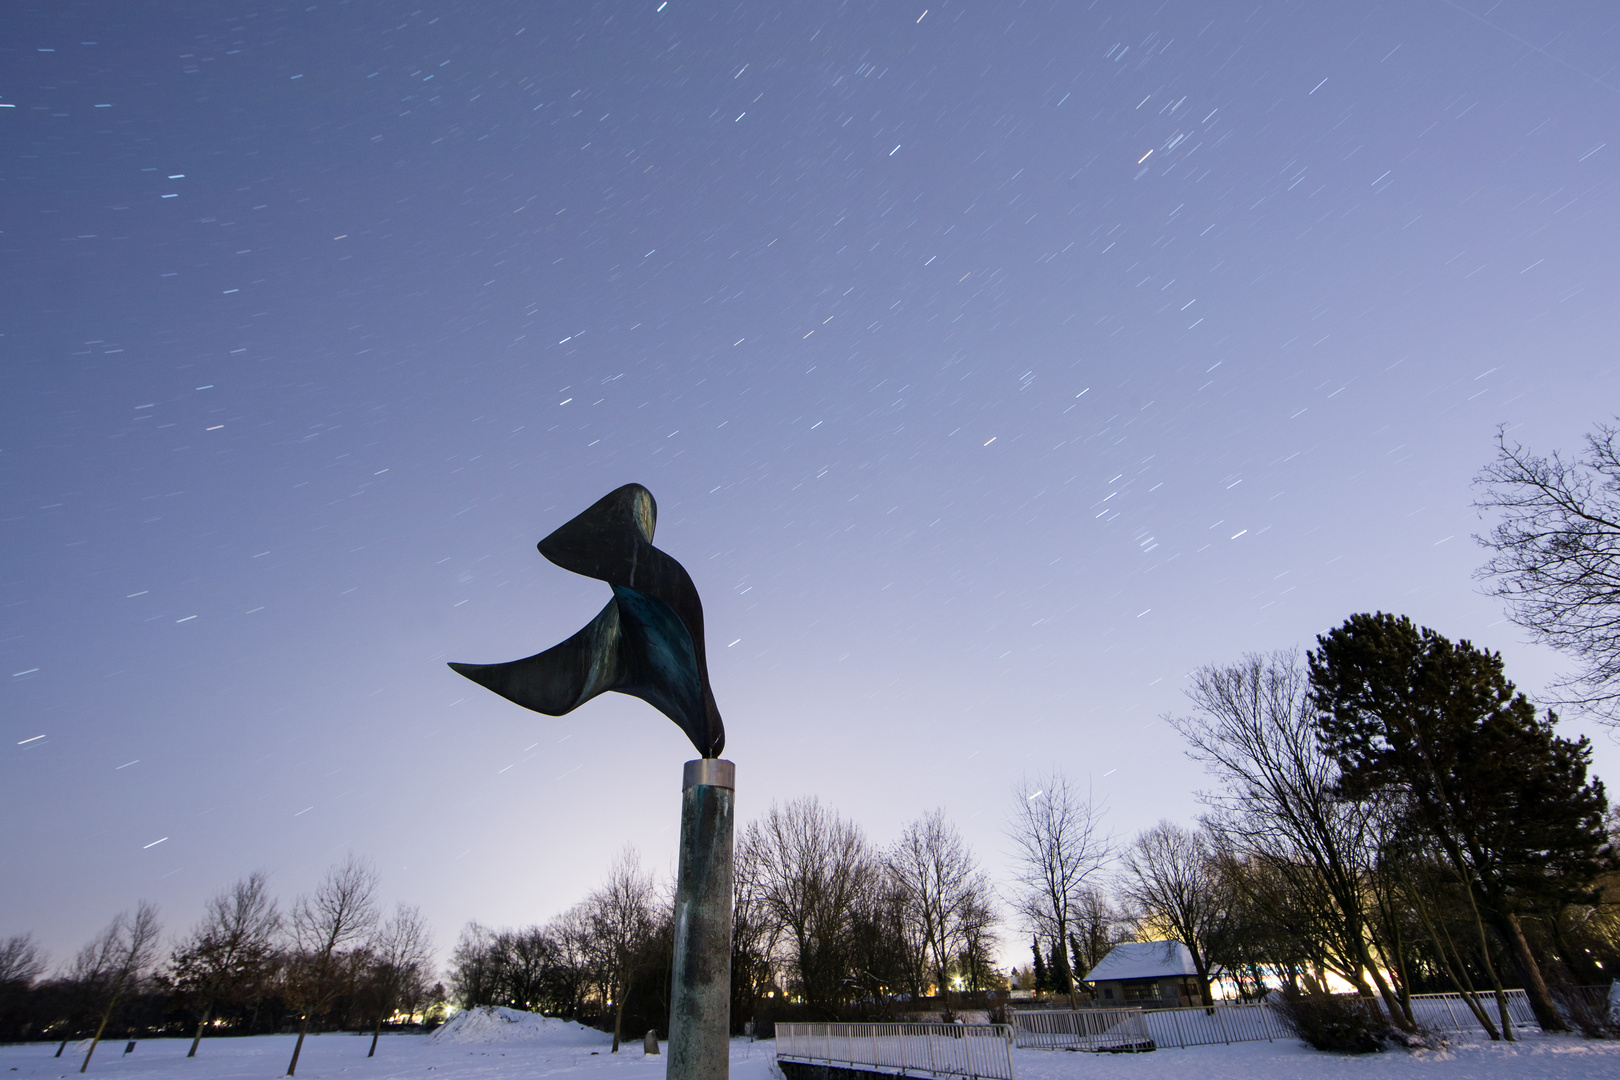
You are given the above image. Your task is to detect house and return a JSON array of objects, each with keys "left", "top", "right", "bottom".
[{"left": 1080, "top": 941, "right": 1204, "bottom": 1008}]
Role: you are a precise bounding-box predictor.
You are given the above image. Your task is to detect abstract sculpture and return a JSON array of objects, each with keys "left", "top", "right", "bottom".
[
  {"left": 449, "top": 483, "right": 733, "bottom": 1080},
  {"left": 448, "top": 482, "right": 724, "bottom": 758}
]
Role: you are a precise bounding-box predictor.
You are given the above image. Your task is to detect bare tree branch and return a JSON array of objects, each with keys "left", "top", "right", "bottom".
[
  {"left": 1120, "top": 821, "right": 1227, "bottom": 1007},
  {"left": 76, "top": 901, "right": 161, "bottom": 1073},
  {"left": 1005, "top": 772, "right": 1112, "bottom": 1006},
  {"left": 886, "top": 809, "right": 997, "bottom": 998},
  {"left": 285, "top": 855, "right": 378, "bottom": 1077},
  {"left": 1475, "top": 421, "right": 1620, "bottom": 723},
  {"left": 173, "top": 872, "right": 280, "bottom": 1058}
]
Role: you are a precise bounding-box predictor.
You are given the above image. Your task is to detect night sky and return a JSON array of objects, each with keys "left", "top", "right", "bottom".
[{"left": 5, "top": 1, "right": 1619, "bottom": 969}]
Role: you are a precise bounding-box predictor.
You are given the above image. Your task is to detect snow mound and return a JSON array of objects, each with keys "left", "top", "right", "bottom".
[{"left": 432, "top": 1006, "right": 605, "bottom": 1046}]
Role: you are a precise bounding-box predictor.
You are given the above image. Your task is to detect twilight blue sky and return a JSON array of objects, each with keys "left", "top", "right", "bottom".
[{"left": 4, "top": 0, "right": 1619, "bottom": 969}]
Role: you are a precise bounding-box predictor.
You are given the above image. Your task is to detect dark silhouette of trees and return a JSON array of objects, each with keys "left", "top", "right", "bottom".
[
  {"left": 1066, "top": 888, "right": 1120, "bottom": 989},
  {"left": 447, "top": 912, "right": 596, "bottom": 1020},
  {"left": 1309, "top": 612, "right": 1616, "bottom": 1033},
  {"left": 73, "top": 901, "right": 161, "bottom": 1072},
  {"left": 731, "top": 828, "right": 784, "bottom": 1031},
  {"left": 363, "top": 903, "right": 433, "bottom": 1057},
  {"left": 1120, "top": 821, "right": 1229, "bottom": 1007},
  {"left": 169, "top": 872, "right": 280, "bottom": 1057},
  {"left": 584, "top": 848, "right": 658, "bottom": 1053},
  {"left": 954, "top": 890, "right": 1001, "bottom": 993},
  {"left": 744, "top": 797, "right": 882, "bottom": 1016},
  {"left": 448, "top": 923, "right": 501, "bottom": 1008},
  {"left": 1006, "top": 773, "right": 1111, "bottom": 1008},
  {"left": 284, "top": 855, "right": 379, "bottom": 1076},
  {"left": 1167, "top": 652, "right": 1415, "bottom": 1031},
  {"left": 0, "top": 934, "right": 47, "bottom": 1042},
  {"left": 886, "top": 809, "right": 996, "bottom": 1002}
]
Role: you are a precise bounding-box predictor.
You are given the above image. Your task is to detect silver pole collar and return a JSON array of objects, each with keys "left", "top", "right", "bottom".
[{"left": 683, "top": 758, "right": 735, "bottom": 790}]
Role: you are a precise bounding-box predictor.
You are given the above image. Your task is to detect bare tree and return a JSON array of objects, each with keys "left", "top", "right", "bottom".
[
  {"left": 1475, "top": 422, "right": 1620, "bottom": 723},
  {"left": 0, "top": 934, "right": 47, "bottom": 988},
  {"left": 584, "top": 848, "right": 657, "bottom": 1052},
  {"left": 954, "top": 889, "right": 1001, "bottom": 993},
  {"left": 0, "top": 933, "right": 47, "bottom": 1042},
  {"left": 1166, "top": 653, "right": 1416, "bottom": 1031},
  {"left": 1005, "top": 773, "right": 1111, "bottom": 1007},
  {"left": 447, "top": 922, "right": 499, "bottom": 1008},
  {"left": 285, "top": 855, "right": 379, "bottom": 1077},
  {"left": 744, "top": 797, "right": 880, "bottom": 1014},
  {"left": 1066, "top": 887, "right": 1121, "bottom": 986},
  {"left": 886, "top": 810, "right": 997, "bottom": 1001},
  {"left": 74, "top": 901, "right": 162, "bottom": 1072},
  {"left": 732, "top": 822, "right": 785, "bottom": 1027},
  {"left": 548, "top": 904, "right": 595, "bottom": 1018},
  {"left": 364, "top": 904, "right": 433, "bottom": 1056},
  {"left": 169, "top": 872, "right": 280, "bottom": 1057},
  {"left": 498, "top": 925, "right": 555, "bottom": 1013},
  {"left": 1119, "top": 821, "right": 1228, "bottom": 1007}
]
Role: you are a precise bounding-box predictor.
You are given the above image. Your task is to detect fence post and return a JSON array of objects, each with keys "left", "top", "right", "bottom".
[
  {"left": 1171, "top": 1007, "right": 1185, "bottom": 1049},
  {"left": 1215, "top": 1005, "right": 1230, "bottom": 1045}
]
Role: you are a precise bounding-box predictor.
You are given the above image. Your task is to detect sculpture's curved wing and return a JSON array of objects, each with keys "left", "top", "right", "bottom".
[
  {"left": 448, "top": 484, "right": 725, "bottom": 758},
  {"left": 447, "top": 598, "right": 625, "bottom": 716}
]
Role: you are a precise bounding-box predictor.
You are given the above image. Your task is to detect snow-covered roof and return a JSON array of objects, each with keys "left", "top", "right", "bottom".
[{"left": 1081, "top": 941, "right": 1199, "bottom": 982}]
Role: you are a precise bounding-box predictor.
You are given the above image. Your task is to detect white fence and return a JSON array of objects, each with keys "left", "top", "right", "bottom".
[
  {"left": 1142, "top": 1002, "right": 1287, "bottom": 1048},
  {"left": 1012, "top": 989, "right": 1537, "bottom": 1051},
  {"left": 775, "top": 1023, "right": 1017, "bottom": 1080},
  {"left": 1006, "top": 1009, "right": 1155, "bottom": 1052},
  {"left": 1406, "top": 989, "right": 1536, "bottom": 1032}
]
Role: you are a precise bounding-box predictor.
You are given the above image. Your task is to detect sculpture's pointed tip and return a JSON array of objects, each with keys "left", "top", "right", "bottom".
[{"left": 449, "top": 661, "right": 509, "bottom": 699}]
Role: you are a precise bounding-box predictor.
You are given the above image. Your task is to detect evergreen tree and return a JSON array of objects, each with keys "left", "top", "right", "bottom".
[
  {"left": 1047, "top": 941, "right": 1071, "bottom": 999},
  {"left": 1308, "top": 612, "right": 1616, "bottom": 1032},
  {"left": 1030, "top": 938, "right": 1048, "bottom": 994}
]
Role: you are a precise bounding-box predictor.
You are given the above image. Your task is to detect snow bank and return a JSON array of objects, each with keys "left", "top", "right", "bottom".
[{"left": 432, "top": 1005, "right": 608, "bottom": 1046}]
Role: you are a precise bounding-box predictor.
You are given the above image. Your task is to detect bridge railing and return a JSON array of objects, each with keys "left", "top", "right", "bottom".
[
  {"left": 775, "top": 1022, "right": 1017, "bottom": 1080},
  {"left": 1006, "top": 1008, "right": 1154, "bottom": 1051}
]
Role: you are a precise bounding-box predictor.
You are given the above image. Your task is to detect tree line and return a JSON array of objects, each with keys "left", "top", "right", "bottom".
[
  {"left": 0, "top": 856, "right": 438, "bottom": 1075},
  {"left": 1013, "top": 614, "right": 1618, "bottom": 1041},
  {"left": 446, "top": 806, "right": 1003, "bottom": 1042},
  {"left": 440, "top": 615, "right": 1617, "bottom": 1046},
  {"left": 6, "top": 612, "right": 1616, "bottom": 1055}
]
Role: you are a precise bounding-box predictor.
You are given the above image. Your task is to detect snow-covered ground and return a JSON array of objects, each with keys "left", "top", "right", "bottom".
[{"left": 4, "top": 1011, "right": 1618, "bottom": 1080}]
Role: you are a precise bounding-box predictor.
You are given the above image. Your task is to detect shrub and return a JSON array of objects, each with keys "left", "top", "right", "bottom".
[
  {"left": 1554, "top": 984, "right": 1620, "bottom": 1039},
  {"left": 1273, "top": 991, "right": 1393, "bottom": 1054}
]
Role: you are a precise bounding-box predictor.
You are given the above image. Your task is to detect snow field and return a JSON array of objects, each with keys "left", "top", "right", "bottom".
[{"left": 3, "top": 1012, "right": 1618, "bottom": 1080}]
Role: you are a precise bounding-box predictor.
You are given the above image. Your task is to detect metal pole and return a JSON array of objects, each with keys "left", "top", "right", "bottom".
[{"left": 668, "top": 759, "right": 735, "bottom": 1080}]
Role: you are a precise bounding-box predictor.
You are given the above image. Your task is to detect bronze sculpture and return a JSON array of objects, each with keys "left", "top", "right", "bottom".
[
  {"left": 448, "top": 483, "right": 725, "bottom": 758},
  {"left": 449, "top": 483, "right": 734, "bottom": 1080}
]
